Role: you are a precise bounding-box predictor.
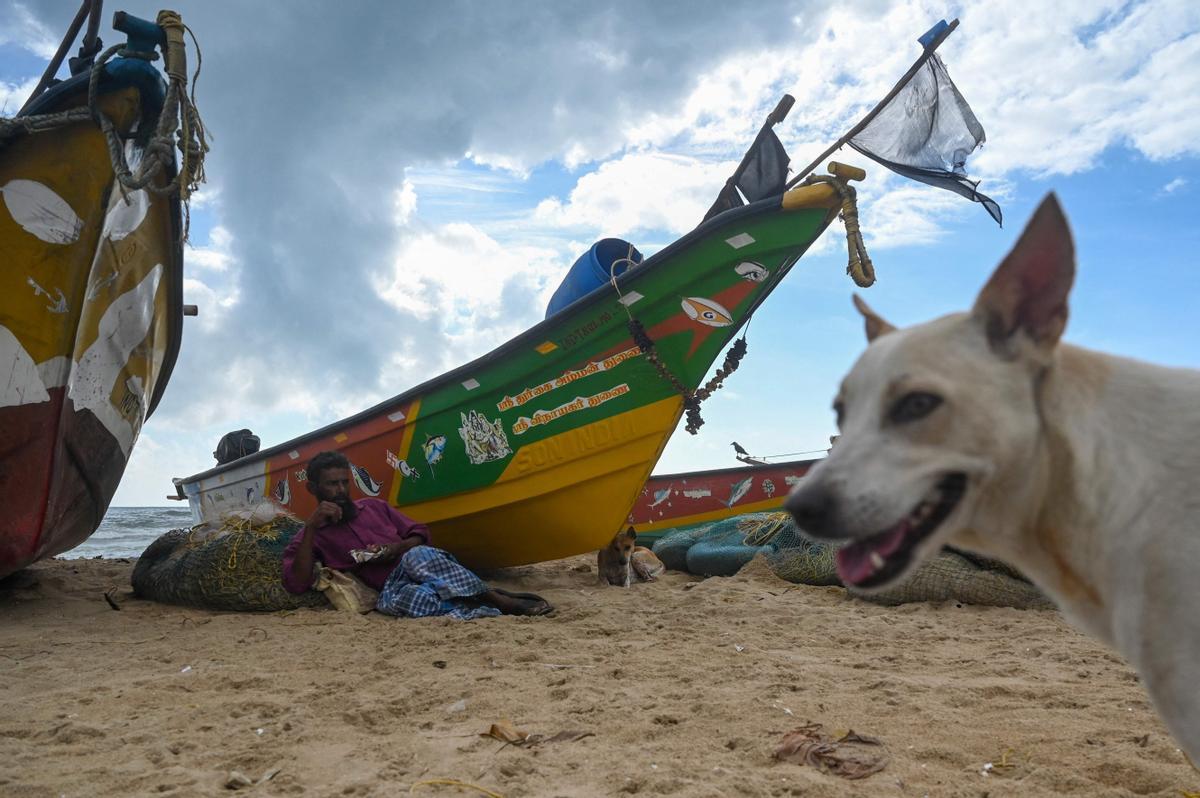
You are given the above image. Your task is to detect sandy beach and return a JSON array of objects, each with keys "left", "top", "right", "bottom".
[{"left": 1, "top": 555, "right": 1195, "bottom": 797}]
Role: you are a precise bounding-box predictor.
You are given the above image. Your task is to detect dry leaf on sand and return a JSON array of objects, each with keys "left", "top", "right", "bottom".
[
  {"left": 774, "top": 722, "right": 888, "bottom": 779},
  {"left": 482, "top": 720, "right": 532, "bottom": 745}
]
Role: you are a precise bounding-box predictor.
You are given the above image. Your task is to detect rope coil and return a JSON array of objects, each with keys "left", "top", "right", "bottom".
[
  {"left": 801, "top": 174, "right": 875, "bottom": 287},
  {"left": 0, "top": 11, "right": 207, "bottom": 241}
]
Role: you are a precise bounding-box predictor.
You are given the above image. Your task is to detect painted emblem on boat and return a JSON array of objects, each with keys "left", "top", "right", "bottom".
[
  {"left": 352, "top": 464, "right": 382, "bottom": 496},
  {"left": 0, "top": 179, "right": 83, "bottom": 244},
  {"left": 762, "top": 478, "right": 775, "bottom": 498},
  {"left": 459, "top": 410, "right": 512, "bottom": 465},
  {"left": 272, "top": 477, "right": 291, "bottom": 505},
  {"left": 295, "top": 469, "right": 308, "bottom": 483},
  {"left": 682, "top": 488, "right": 711, "bottom": 499},
  {"left": 725, "top": 476, "right": 753, "bottom": 507},
  {"left": 734, "top": 261, "right": 768, "bottom": 282},
  {"left": 386, "top": 450, "right": 421, "bottom": 480},
  {"left": 681, "top": 297, "right": 733, "bottom": 327},
  {"left": 27, "top": 277, "right": 68, "bottom": 313},
  {"left": 649, "top": 484, "right": 673, "bottom": 508},
  {"left": 86, "top": 267, "right": 120, "bottom": 301}
]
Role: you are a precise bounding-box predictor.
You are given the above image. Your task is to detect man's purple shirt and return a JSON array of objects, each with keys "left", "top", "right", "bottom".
[{"left": 281, "top": 498, "right": 431, "bottom": 593}]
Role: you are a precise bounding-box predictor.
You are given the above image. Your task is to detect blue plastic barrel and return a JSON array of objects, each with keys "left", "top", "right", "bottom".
[{"left": 545, "top": 238, "right": 644, "bottom": 318}]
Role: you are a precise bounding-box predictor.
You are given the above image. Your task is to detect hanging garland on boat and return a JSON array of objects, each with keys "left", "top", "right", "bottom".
[
  {"left": 602, "top": 238, "right": 752, "bottom": 435},
  {"left": 606, "top": 166, "right": 871, "bottom": 436},
  {"left": 626, "top": 318, "right": 747, "bottom": 435}
]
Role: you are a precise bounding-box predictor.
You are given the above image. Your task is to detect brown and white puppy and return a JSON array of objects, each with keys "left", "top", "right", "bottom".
[
  {"left": 598, "top": 527, "right": 665, "bottom": 587},
  {"left": 785, "top": 194, "right": 1200, "bottom": 765}
]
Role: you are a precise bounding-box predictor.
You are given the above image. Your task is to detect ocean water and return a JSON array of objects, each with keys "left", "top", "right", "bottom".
[{"left": 61, "top": 506, "right": 196, "bottom": 560}]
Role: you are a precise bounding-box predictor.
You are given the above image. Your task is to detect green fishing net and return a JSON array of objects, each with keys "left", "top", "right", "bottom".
[
  {"left": 132, "top": 514, "right": 328, "bottom": 612},
  {"left": 650, "top": 512, "right": 1051, "bottom": 609}
]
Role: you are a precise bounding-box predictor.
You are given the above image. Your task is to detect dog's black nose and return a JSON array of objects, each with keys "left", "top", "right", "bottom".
[{"left": 785, "top": 486, "right": 836, "bottom": 537}]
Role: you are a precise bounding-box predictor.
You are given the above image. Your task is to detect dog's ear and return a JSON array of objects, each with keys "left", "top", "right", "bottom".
[
  {"left": 623, "top": 527, "right": 637, "bottom": 542},
  {"left": 852, "top": 294, "right": 896, "bottom": 342},
  {"left": 972, "top": 193, "right": 1075, "bottom": 355}
]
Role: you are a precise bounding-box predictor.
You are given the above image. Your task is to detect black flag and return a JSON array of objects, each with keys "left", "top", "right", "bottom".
[
  {"left": 704, "top": 127, "right": 790, "bottom": 221},
  {"left": 847, "top": 51, "right": 1002, "bottom": 225}
]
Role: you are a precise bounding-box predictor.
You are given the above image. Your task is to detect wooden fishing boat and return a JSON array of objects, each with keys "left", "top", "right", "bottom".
[
  {"left": 175, "top": 175, "right": 847, "bottom": 569},
  {"left": 0, "top": 3, "right": 204, "bottom": 580},
  {"left": 174, "top": 17, "right": 993, "bottom": 571},
  {"left": 627, "top": 457, "right": 821, "bottom": 544}
]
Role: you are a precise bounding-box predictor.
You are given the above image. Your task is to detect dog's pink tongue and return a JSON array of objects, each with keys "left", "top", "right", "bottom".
[{"left": 835, "top": 525, "right": 908, "bottom": 585}]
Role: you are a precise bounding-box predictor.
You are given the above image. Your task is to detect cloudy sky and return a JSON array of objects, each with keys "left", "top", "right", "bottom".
[{"left": 3, "top": 0, "right": 1199, "bottom": 507}]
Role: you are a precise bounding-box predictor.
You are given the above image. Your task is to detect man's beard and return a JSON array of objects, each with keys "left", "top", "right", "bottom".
[{"left": 328, "top": 495, "right": 357, "bottom": 521}]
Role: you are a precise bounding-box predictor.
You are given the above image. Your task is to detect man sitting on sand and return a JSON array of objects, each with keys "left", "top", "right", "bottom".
[{"left": 281, "top": 451, "right": 552, "bottom": 619}]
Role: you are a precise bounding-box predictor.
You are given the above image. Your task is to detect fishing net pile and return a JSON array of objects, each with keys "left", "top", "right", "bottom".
[
  {"left": 651, "top": 512, "right": 1052, "bottom": 609},
  {"left": 131, "top": 506, "right": 327, "bottom": 612}
]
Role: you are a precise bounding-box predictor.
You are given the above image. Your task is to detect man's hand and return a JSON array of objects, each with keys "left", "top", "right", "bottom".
[
  {"left": 366, "top": 536, "right": 423, "bottom": 562},
  {"left": 307, "top": 501, "right": 342, "bottom": 530},
  {"left": 288, "top": 501, "right": 341, "bottom": 594}
]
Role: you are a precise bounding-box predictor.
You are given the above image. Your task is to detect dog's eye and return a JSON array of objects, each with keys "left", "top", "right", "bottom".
[{"left": 889, "top": 391, "right": 942, "bottom": 423}]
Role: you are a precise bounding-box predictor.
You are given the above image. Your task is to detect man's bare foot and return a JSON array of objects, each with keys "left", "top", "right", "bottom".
[{"left": 481, "top": 588, "right": 553, "bottom": 616}]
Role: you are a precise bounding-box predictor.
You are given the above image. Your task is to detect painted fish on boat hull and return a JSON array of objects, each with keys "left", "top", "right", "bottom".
[
  {"left": 352, "top": 465, "right": 382, "bottom": 497},
  {"left": 725, "top": 476, "right": 753, "bottom": 508},
  {"left": 422, "top": 434, "right": 447, "bottom": 476},
  {"left": 627, "top": 458, "right": 822, "bottom": 543}
]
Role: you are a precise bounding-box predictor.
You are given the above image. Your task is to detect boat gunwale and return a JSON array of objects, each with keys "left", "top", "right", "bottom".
[
  {"left": 18, "top": 58, "right": 167, "bottom": 119},
  {"left": 643, "top": 456, "right": 822, "bottom": 484},
  {"left": 178, "top": 193, "right": 832, "bottom": 486}
]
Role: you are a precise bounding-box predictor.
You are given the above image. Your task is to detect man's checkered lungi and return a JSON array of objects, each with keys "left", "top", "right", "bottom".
[{"left": 375, "top": 545, "right": 501, "bottom": 620}]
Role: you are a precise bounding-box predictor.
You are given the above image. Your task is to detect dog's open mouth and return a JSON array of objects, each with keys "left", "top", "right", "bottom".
[{"left": 836, "top": 473, "right": 967, "bottom": 589}]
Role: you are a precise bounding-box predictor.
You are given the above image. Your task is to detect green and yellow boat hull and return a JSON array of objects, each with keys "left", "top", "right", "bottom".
[{"left": 178, "top": 182, "right": 844, "bottom": 570}]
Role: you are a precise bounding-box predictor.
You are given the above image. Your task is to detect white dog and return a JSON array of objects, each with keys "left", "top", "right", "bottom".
[{"left": 785, "top": 194, "right": 1200, "bottom": 764}]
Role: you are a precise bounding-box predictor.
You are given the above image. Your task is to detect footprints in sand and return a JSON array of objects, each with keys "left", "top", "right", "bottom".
[{"left": 7, "top": 557, "right": 1197, "bottom": 796}]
